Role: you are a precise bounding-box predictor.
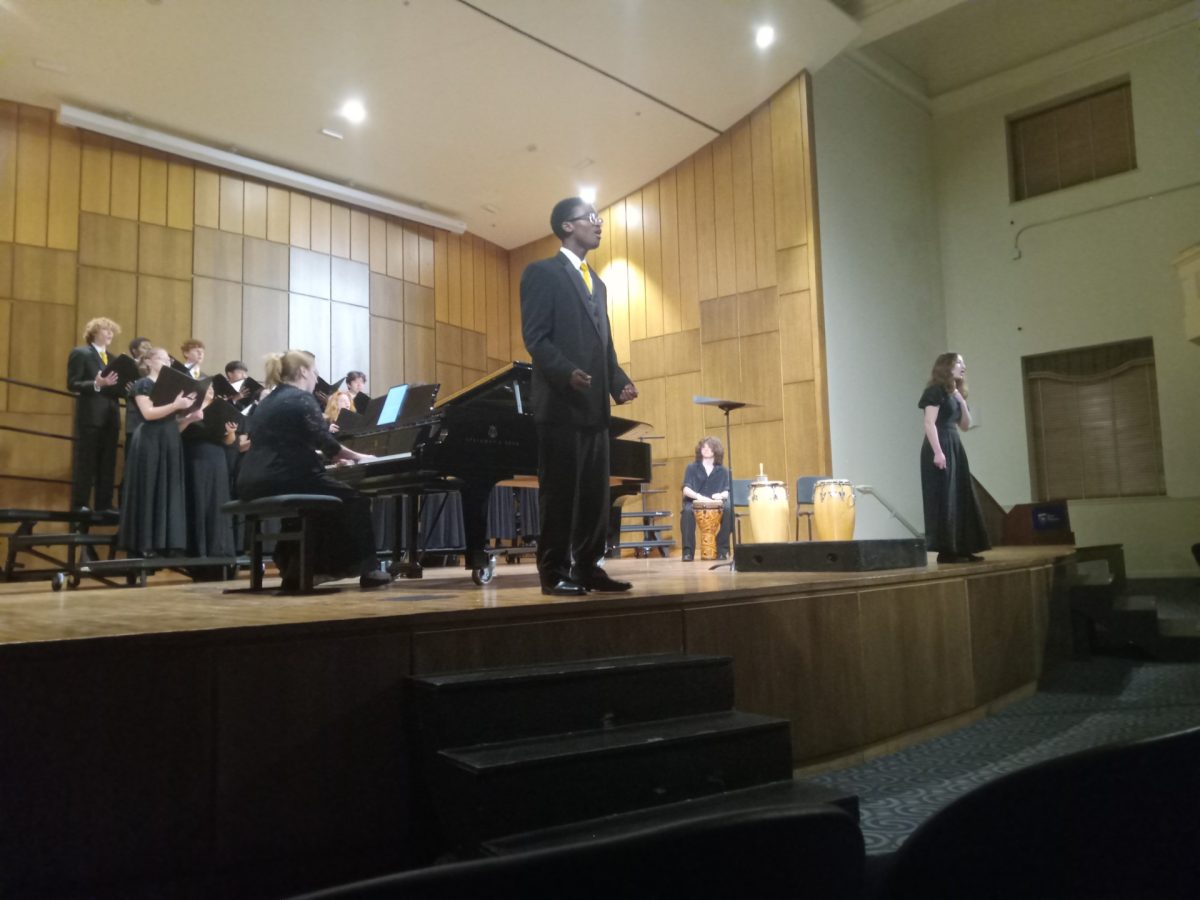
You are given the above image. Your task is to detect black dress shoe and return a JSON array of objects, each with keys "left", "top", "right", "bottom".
[
  {"left": 360, "top": 570, "right": 393, "bottom": 589},
  {"left": 542, "top": 579, "right": 588, "bottom": 596},
  {"left": 580, "top": 572, "right": 632, "bottom": 593},
  {"left": 681, "top": 551, "right": 694, "bottom": 562}
]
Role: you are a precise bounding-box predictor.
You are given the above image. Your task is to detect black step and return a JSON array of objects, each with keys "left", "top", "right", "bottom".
[
  {"left": 409, "top": 654, "right": 734, "bottom": 750},
  {"left": 434, "top": 711, "right": 794, "bottom": 844},
  {"left": 482, "top": 779, "right": 859, "bottom": 856},
  {"left": 618, "top": 524, "right": 672, "bottom": 532},
  {"left": 11, "top": 533, "right": 117, "bottom": 547},
  {"left": 621, "top": 510, "right": 671, "bottom": 518},
  {"left": 614, "top": 539, "right": 675, "bottom": 549}
]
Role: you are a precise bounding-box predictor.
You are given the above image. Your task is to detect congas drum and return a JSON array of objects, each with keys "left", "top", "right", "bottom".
[
  {"left": 812, "top": 479, "right": 856, "bottom": 541},
  {"left": 693, "top": 499, "right": 724, "bottom": 560},
  {"left": 747, "top": 480, "right": 790, "bottom": 544}
]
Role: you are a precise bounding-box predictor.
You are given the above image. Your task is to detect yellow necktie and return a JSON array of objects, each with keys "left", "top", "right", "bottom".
[
  {"left": 99, "top": 349, "right": 108, "bottom": 365},
  {"left": 580, "top": 261, "right": 593, "bottom": 293}
]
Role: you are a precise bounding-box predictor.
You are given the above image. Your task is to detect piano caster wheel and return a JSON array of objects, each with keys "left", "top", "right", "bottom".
[
  {"left": 471, "top": 557, "right": 497, "bottom": 586},
  {"left": 51, "top": 572, "right": 65, "bottom": 591}
]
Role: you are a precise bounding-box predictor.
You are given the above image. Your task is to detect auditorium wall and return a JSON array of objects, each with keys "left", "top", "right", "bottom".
[
  {"left": 508, "top": 73, "right": 830, "bottom": 543},
  {"left": 931, "top": 18, "right": 1200, "bottom": 575},
  {"left": 0, "top": 99, "right": 512, "bottom": 534}
]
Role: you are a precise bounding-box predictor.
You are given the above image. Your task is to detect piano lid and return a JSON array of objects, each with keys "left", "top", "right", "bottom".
[{"left": 435, "top": 361, "right": 532, "bottom": 413}]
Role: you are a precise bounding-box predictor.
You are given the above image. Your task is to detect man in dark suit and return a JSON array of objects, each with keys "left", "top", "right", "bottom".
[
  {"left": 66, "top": 317, "right": 123, "bottom": 511},
  {"left": 521, "top": 197, "right": 638, "bottom": 596}
]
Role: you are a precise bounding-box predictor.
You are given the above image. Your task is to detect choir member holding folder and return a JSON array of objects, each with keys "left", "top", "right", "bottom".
[
  {"left": 66, "top": 317, "right": 124, "bottom": 511},
  {"left": 118, "top": 348, "right": 197, "bottom": 556},
  {"left": 181, "top": 385, "right": 239, "bottom": 573}
]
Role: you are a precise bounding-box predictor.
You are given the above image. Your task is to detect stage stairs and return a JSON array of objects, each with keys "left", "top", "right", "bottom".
[
  {"left": 407, "top": 653, "right": 856, "bottom": 858},
  {"left": 1069, "top": 546, "right": 1200, "bottom": 661}
]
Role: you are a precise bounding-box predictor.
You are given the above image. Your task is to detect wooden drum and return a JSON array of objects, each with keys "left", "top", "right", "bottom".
[
  {"left": 747, "top": 480, "right": 790, "bottom": 544},
  {"left": 693, "top": 499, "right": 724, "bottom": 561},
  {"left": 812, "top": 479, "right": 856, "bottom": 541}
]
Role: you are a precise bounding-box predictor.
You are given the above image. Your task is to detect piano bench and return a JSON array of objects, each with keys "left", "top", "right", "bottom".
[{"left": 221, "top": 494, "right": 343, "bottom": 594}]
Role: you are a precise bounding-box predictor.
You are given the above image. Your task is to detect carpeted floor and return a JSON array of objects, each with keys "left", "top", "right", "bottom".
[{"left": 810, "top": 657, "right": 1200, "bottom": 853}]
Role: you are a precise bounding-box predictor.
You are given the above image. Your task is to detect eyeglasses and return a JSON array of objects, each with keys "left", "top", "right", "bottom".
[{"left": 567, "top": 212, "right": 603, "bottom": 226}]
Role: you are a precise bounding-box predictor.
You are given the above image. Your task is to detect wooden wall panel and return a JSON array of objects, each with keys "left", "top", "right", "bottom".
[
  {"left": 418, "top": 224, "right": 435, "bottom": 288},
  {"left": 968, "top": 570, "right": 1038, "bottom": 704},
  {"left": 404, "top": 282, "right": 434, "bottom": 328},
  {"left": 194, "top": 170, "right": 220, "bottom": 230},
  {"left": 243, "top": 182, "right": 267, "bottom": 240},
  {"left": 243, "top": 236, "right": 289, "bottom": 290},
  {"left": 166, "top": 162, "right": 194, "bottom": 231},
  {"left": 404, "top": 324, "right": 435, "bottom": 384},
  {"left": 77, "top": 268, "right": 137, "bottom": 347},
  {"left": 692, "top": 147, "right": 718, "bottom": 303},
  {"left": 138, "top": 155, "right": 168, "bottom": 226},
  {"left": 714, "top": 134, "right": 740, "bottom": 300},
  {"left": 664, "top": 372, "right": 705, "bottom": 460},
  {"left": 0, "top": 298, "right": 11, "bottom": 411},
  {"left": 411, "top": 610, "right": 683, "bottom": 674},
  {"left": 686, "top": 592, "right": 866, "bottom": 760},
  {"left": 625, "top": 192, "right": 646, "bottom": 343},
  {"left": 0, "top": 102, "right": 17, "bottom": 242},
  {"left": 369, "top": 272, "right": 404, "bottom": 322},
  {"left": 350, "top": 210, "right": 370, "bottom": 263},
  {"left": 9, "top": 301, "right": 74, "bottom": 414},
  {"left": 289, "top": 193, "right": 311, "bottom": 249},
  {"left": 446, "top": 232, "right": 461, "bottom": 326},
  {"left": 658, "top": 170, "right": 681, "bottom": 334},
  {"left": 12, "top": 245, "right": 76, "bottom": 304},
  {"left": 309, "top": 199, "right": 330, "bottom": 254},
  {"left": 330, "top": 301, "right": 370, "bottom": 384},
  {"left": 265, "top": 187, "right": 289, "bottom": 244},
  {"left": 331, "top": 257, "right": 369, "bottom": 308},
  {"left": 462, "top": 329, "right": 486, "bottom": 372},
  {"left": 460, "top": 235, "right": 476, "bottom": 332},
  {"left": 368, "top": 216, "right": 386, "bottom": 275},
  {"left": 79, "top": 213, "right": 137, "bottom": 272},
  {"left": 370, "top": 317, "right": 405, "bottom": 396},
  {"left": 192, "top": 277, "right": 243, "bottom": 374},
  {"left": 859, "top": 580, "right": 975, "bottom": 743},
  {"left": 731, "top": 118, "right": 758, "bottom": 294},
  {"left": 473, "top": 236, "right": 487, "bottom": 337},
  {"left": 139, "top": 223, "right": 192, "bottom": 280},
  {"left": 47, "top": 124, "right": 81, "bottom": 250},
  {"left": 138, "top": 276, "right": 192, "bottom": 355},
  {"left": 0, "top": 242, "right": 10, "bottom": 298},
  {"left": 218, "top": 176, "right": 243, "bottom": 234},
  {"left": 770, "top": 79, "right": 807, "bottom": 250},
  {"left": 436, "top": 362, "right": 463, "bottom": 396},
  {"left": 330, "top": 205, "right": 350, "bottom": 259},
  {"left": 288, "top": 293, "right": 331, "bottom": 367},
  {"left": 784, "top": 382, "right": 823, "bottom": 480},
  {"left": 675, "top": 158, "right": 700, "bottom": 332},
  {"left": 385, "top": 221, "right": 404, "bottom": 280},
  {"left": 109, "top": 142, "right": 140, "bottom": 221},
  {"left": 750, "top": 105, "right": 777, "bottom": 288},
  {"left": 402, "top": 224, "right": 420, "bottom": 285},
  {"left": 779, "top": 290, "right": 814, "bottom": 384},
  {"left": 79, "top": 132, "right": 111, "bottom": 217},
  {"left": 242, "top": 286, "right": 289, "bottom": 377},
  {"left": 0, "top": 416, "right": 73, "bottom": 478},
  {"left": 194, "top": 226, "right": 242, "bottom": 283},
  {"left": 642, "top": 180, "right": 664, "bottom": 338},
  {"left": 738, "top": 331, "right": 783, "bottom": 423},
  {"left": 435, "top": 321, "right": 462, "bottom": 366},
  {"left": 290, "top": 247, "right": 330, "bottom": 300},
  {"left": 14, "top": 106, "right": 50, "bottom": 246}
]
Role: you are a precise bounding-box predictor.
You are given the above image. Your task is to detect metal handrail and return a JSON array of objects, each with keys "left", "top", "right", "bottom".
[
  {"left": 854, "top": 484, "right": 924, "bottom": 539},
  {"left": 0, "top": 375, "right": 75, "bottom": 398}
]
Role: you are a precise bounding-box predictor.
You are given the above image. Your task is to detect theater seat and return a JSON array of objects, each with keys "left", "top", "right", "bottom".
[
  {"left": 869, "top": 725, "right": 1200, "bottom": 900},
  {"left": 292, "top": 804, "right": 865, "bottom": 900}
]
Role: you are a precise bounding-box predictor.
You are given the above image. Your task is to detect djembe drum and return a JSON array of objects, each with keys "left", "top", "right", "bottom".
[
  {"left": 748, "top": 474, "right": 790, "bottom": 544},
  {"left": 812, "top": 479, "right": 856, "bottom": 541},
  {"left": 693, "top": 499, "right": 724, "bottom": 561}
]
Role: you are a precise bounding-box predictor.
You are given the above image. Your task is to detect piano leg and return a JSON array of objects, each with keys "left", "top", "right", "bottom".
[
  {"left": 389, "top": 492, "right": 424, "bottom": 579},
  {"left": 460, "top": 481, "right": 495, "bottom": 585}
]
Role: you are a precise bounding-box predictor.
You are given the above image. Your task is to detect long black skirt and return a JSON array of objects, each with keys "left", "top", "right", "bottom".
[
  {"left": 920, "top": 426, "right": 990, "bottom": 555},
  {"left": 184, "top": 439, "right": 236, "bottom": 558},
  {"left": 118, "top": 420, "right": 187, "bottom": 556}
]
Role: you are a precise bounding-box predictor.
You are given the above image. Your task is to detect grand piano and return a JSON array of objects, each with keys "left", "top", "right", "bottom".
[{"left": 330, "top": 362, "right": 652, "bottom": 585}]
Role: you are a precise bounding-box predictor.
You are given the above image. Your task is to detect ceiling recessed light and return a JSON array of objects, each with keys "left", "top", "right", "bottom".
[
  {"left": 339, "top": 98, "right": 367, "bottom": 124},
  {"left": 320, "top": 128, "right": 344, "bottom": 140},
  {"left": 755, "top": 25, "right": 775, "bottom": 49},
  {"left": 579, "top": 186, "right": 597, "bottom": 205}
]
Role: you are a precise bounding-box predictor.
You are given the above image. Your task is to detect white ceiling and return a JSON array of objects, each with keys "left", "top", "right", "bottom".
[{"left": 0, "top": 0, "right": 1185, "bottom": 248}]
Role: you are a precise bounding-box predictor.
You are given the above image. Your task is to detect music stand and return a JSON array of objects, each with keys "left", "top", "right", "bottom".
[{"left": 693, "top": 396, "right": 759, "bottom": 571}]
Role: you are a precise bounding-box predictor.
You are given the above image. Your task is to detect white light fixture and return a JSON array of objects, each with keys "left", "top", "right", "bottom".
[
  {"left": 755, "top": 25, "right": 775, "bottom": 49},
  {"left": 57, "top": 104, "right": 466, "bottom": 234},
  {"left": 320, "top": 128, "right": 344, "bottom": 140},
  {"left": 339, "top": 98, "right": 367, "bottom": 124},
  {"left": 578, "top": 185, "right": 597, "bottom": 205}
]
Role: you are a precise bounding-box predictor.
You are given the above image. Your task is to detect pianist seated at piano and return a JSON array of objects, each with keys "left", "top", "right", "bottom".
[{"left": 237, "top": 350, "right": 392, "bottom": 590}]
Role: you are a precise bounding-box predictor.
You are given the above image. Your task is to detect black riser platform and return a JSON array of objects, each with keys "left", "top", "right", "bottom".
[
  {"left": 734, "top": 538, "right": 927, "bottom": 572},
  {"left": 409, "top": 654, "right": 735, "bottom": 749},
  {"left": 433, "top": 713, "right": 793, "bottom": 845}
]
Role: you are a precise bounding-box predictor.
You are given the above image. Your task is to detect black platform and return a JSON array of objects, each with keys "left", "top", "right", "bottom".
[{"left": 734, "top": 538, "right": 927, "bottom": 572}]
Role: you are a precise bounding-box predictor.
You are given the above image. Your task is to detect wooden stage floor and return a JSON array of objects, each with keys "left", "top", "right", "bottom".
[{"left": 0, "top": 545, "right": 1073, "bottom": 648}]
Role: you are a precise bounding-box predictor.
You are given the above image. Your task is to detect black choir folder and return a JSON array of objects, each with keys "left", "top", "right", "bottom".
[
  {"left": 200, "top": 397, "right": 242, "bottom": 443},
  {"left": 212, "top": 373, "right": 263, "bottom": 409},
  {"left": 100, "top": 354, "right": 142, "bottom": 390},
  {"left": 149, "top": 365, "right": 210, "bottom": 416},
  {"left": 332, "top": 408, "right": 371, "bottom": 436}
]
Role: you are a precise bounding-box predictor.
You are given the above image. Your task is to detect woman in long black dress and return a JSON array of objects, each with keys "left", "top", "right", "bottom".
[
  {"left": 118, "top": 348, "right": 197, "bottom": 556},
  {"left": 182, "top": 384, "right": 238, "bottom": 574},
  {"left": 919, "top": 352, "right": 990, "bottom": 563},
  {"left": 237, "top": 350, "right": 391, "bottom": 590}
]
